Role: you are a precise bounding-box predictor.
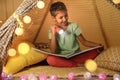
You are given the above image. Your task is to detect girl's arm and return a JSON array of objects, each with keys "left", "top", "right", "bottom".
[
  {"left": 77, "top": 34, "right": 101, "bottom": 47},
  {"left": 49, "top": 25, "right": 57, "bottom": 53}
]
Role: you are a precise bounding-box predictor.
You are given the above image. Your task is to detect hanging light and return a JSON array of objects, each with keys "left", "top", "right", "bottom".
[
  {"left": 23, "top": 15, "right": 31, "bottom": 24},
  {"left": 112, "top": 0, "right": 120, "bottom": 4},
  {"left": 37, "top": 0, "right": 45, "bottom": 9},
  {"left": 7, "top": 48, "right": 16, "bottom": 57},
  {"left": 15, "top": 27, "right": 24, "bottom": 36}
]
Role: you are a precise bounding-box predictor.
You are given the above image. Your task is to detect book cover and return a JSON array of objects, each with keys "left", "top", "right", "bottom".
[{"left": 33, "top": 46, "right": 103, "bottom": 59}]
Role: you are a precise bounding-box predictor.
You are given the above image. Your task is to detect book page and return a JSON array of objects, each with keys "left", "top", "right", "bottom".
[{"left": 33, "top": 46, "right": 103, "bottom": 59}]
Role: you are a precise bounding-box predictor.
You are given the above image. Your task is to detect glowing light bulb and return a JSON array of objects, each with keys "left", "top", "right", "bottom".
[
  {"left": 7, "top": 48, "right": 16, "bottom": 57},
  {"left": 23, "top": 15, "right": 31, "bottom": 24},
  {"left": 68, "top": 72, "right": 75, "bottom": 80},
  {"left": 15, "top": 27, "right": 24, "bottom": 36},
  {"left": 20, "top": 74, "right": 28, "bottom": 80},
  {"left": 113, "top": 74, "right": 120, "bottom": 80},
  {"left": 112, "top": 0, "right": 120, "bottom": 4},
  {"left": 85, "top": 59, "right": 97, "bottom": 72},
  {"left": 50, "top": 75, "right": 58, "bottom": 80},
  {"left": 39, "top": 73, "right": 47, "bottom": 80},
  {"left": 84, "top": 72, "right": 92, "bottom": 80},
  {"left": 18, "top": 42, "right": 30, "bottom": 55},
  {"left": 98, "top": 73, "right": 107, "bottom": 80},
  {"left": 55, "top": 27, "right": 64, "bottom": 34},
  {"left": 37, "top": 1, "right": 45, "bottom": 9}
]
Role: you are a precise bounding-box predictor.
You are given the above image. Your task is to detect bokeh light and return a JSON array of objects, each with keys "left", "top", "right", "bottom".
[
  {"left": 98, "top": 73, "right": 107, "bottom": 80},
  {"left": 37, "top": 1, "right": 45, "bottom": 9},
  {"left": 83, "top": 72, "right": 92, "bottom": 79},
  {"left": 15, "top": 27, "right": 24, "bottom": 36},
  {"left": 112, "top": 0, "right": 120, "bottom": 4},
  {"left": 85, "top": 59, "right": 97, "bottom": 72},
  {"left": 23, "top": 15, "right": 31, "bottom": 24},
  {"left": 7, "top": 48, "right": 16, "bottom": 57},
  {"left": 18, "top": 42, "right": 30, "bottom": 55}
]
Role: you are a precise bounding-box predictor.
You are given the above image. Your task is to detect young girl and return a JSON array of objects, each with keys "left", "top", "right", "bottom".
[{"left": 47, "top": 1, "right": 103, "bottom": 67}]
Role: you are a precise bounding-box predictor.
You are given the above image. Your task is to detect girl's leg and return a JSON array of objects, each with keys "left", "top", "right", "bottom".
[
  {"left": 46, "top": 55, "right": 77, "bottom": 67},
  {"left": 71, "top": 49, "right": 99, "bottom": 64}
]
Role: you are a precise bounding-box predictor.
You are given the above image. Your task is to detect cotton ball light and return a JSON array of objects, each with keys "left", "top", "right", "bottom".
[
  {"left": 112, "top": 0, "right": 120, "bottom": 4},
  {"left": 15, "top": 27, "right": 24, "bottom": 36},
  {"left": 85, "top": 59, "right": 97, "bottom": 72},
  {"left": 28, "top": 74, "right": 38, "bottom": 80},
  {"left": 113, "top": 74, "right": 120, "bottom": 80},
  {"left": 83, "top": 72, "right": 92, "bottom": 79},
  {"left": 37, "top": 0, "right": 45, "bottom": 9},
  {"left": 7, "top": 48, "right": 16, "bottom": 57},
  {"left": 20, "top": 74, "right": 28, "bottom": 80},
  {"left": 98, "top": 73, "right": 107, "bottom": 80},
  {"left": 7, "top": 74, "right": 14, "bottom": 80},
  {"left": 18, "top": 42, "right": 30, "bottom": 55},
  {"left": 1, "top": 72, "right": 7, "bottom": 78},
  {"left": 39, "top": 73, "right": 47, "bottom": 80},
  {"left": 50, "top": 75, "right": 58, "bottom": 80},
  {"left": 68, "top": 72, "right": 75, "bottom": 80},
  {"left": 23, "top": 15, "right": 31, "bottom": 24}
]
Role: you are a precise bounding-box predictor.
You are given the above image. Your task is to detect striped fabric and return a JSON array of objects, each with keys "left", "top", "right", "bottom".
[{"left": 0, "top": 0, "right": 37, "bottom": 64}]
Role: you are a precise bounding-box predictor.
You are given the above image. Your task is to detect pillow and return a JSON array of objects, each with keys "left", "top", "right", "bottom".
[
  {"left": 3, "top": 41, "right": 48, "bottom": 74},
  {"left": 95, "top": 46, "right": 120, "bottom": 71}
]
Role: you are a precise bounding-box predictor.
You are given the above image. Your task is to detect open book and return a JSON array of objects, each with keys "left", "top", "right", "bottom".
[{"left": 33, "top": 46, "right": 103, "bottom": 59}]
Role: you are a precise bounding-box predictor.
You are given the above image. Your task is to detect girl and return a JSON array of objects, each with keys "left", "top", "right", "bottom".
[{"left": 47, "top": 1, "right": 103, "bottom": 67}]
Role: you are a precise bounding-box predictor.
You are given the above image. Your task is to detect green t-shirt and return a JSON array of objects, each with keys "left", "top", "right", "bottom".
[{"left": 48, "top": 22, "right": 82, "bottom": 54}]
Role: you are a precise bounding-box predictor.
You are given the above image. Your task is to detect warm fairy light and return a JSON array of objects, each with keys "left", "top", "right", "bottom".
[
  {"left": 15, "top": 27, "right": 24, "bottom": 36},
  {"left": 18, "top": 42, "right": 30, "bottom": 55},
  {"left": 37, "top": 1, "right": 45, "bottom": 9},
  {"left": 112, "top": 0, "right": 120, "bottom": 4},
  {"left": 7, "top": 48, "right": 16, "bottom": 57},
  {"left": 85, "top": 59, "right": 97, "bottom": 72},
  {"left": 23, "top": 15, "right": 31, "bottom": 24}
]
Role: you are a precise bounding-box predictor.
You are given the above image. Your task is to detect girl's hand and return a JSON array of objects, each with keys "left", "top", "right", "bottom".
[{"left": 50, "top": 25, "right": 57, "bottom": 35}]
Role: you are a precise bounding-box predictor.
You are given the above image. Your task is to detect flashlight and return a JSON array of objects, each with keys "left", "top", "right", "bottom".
[{"left": 55, "top": 27, "right": 64, "bottom": 34}]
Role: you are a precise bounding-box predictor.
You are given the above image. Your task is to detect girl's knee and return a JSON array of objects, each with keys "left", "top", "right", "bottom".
[{"left": 46, "top": 56, "right": 57, "bottom": 66}]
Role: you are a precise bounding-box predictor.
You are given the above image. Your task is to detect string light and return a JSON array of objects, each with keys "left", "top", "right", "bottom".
[
  {"left": 23, "top": 15, "right": 31, "bottom": 24},
  {"left": 112, "top": 0, "right": 120, "bottom": 4},
  {"left": 15, "top": 27, "right": 24, "bottom": 36},
  {"left": 7, "top": 48, "right": 16, "bottom": 57},
  {"left": 83, "top": 72, "right": 92, "bottom": 80},
  {"left": 18, "top": 42, "right": 30, "bottom": 55},
  {"left": 2, "top": 72, "right": 120, "bottom": 79},
  {"left": 37, "top": 0, "right": 45, "bottom": 9}
]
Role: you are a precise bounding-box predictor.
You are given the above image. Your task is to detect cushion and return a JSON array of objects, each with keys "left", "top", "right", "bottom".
[
  {"left": 95, "top": 46, "right": 120, "bottom": 71},
  {"left": 3, "top": 41, "right": 48, "bottom": 74}
]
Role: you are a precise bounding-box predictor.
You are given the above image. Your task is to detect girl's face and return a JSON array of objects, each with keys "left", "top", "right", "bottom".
[{"left": 53, "top": 10, "right": 68, "bottom": 27}]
